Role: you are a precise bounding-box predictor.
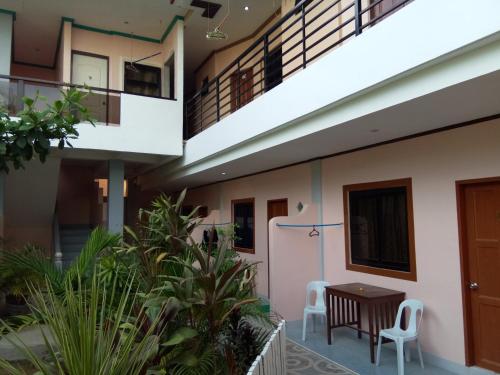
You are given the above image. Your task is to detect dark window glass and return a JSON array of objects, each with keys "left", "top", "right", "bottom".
[
  {"left": 201, "top": 77, "right": 209, "bottom": 96},
  {"left": 233, "top": 200, "right": 254, "bottom": 250},
  {"left": 349, "top": 186, "right": 410, "bottom": 272},
  {"left": 124, "top": 63, "right": 161, "bottom": 97},
  {"left": 265, "top": 47, "right": 283, "bottom": 92}
]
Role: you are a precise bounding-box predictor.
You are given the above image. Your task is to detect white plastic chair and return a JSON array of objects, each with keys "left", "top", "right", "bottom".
[
  {"left": 302, "top": 281, "right": 330, "bottom": 341},
  {"left": 376, "top": 299, "right": 424, "bottom": 375}
]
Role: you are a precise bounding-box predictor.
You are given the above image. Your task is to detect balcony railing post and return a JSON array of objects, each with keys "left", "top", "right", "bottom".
[
  {"left": 200, "top": 94, "right": 204, "bottom": 132},
  {"left": 237, "top": 59, "right": 241, "bottom": 109},
  {"left": 16, "top": 79, "right": 25, "bottom": 113},
  {"left": 354, "top": 0, "right": 363, "bottom": 35},
  {"left": 302, "top": 2, "right": 307, "bottom": 68},
  {"left": 216, "top": 77, "right": 220, "bottom": 122}
]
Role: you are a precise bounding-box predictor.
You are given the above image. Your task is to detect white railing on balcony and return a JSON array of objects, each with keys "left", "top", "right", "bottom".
[{"left": 247, "top": 319, "right": 287, "bottom": 375}]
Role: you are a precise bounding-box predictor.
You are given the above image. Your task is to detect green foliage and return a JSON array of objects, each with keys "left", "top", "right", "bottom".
[
  {"left": 0, "top": 271, "right": 178, "bottom": 375},
  {"left": 0, "top": 88, "right": 93, "bottom": 173},
  {"left": 0, "top": 227, "right": 120, "bottom": 295},
  {"left": 0, "top": 190, "right": 273, "bottom": 374},
  {"left": 119, "top": 190, "right": 201, "bottom": 292}
]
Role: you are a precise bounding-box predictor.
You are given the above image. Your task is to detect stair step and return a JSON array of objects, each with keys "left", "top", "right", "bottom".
[{"left": 60, "top": 237, "right": 89, "bottom": 246}]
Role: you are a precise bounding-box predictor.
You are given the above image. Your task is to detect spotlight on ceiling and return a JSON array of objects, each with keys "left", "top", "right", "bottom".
[{"left": 244, "top": 5, "right": 249, "bottom": 11}]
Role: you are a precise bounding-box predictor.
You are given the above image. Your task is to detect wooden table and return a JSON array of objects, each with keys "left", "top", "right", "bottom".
[{"left": 325, "top": 282, "right": 405, "bottom": 363}]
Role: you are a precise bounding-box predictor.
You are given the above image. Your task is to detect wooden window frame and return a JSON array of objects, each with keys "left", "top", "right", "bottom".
[
  {"left": 343, "top": 178, "right": 417, "bottom": 281},
  {"left": 231, "top": 198, "right": 255, "bottom": 254}
]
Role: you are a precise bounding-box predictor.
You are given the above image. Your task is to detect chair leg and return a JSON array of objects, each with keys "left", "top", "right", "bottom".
[
  {"left": 405, "top": 342, "right": 411, "bottom": 363},
  {"left": 376, "top": 334, "right": 383, "bottom": 366},
  {"left": 396, "top": 339, "right": 405, "bottom": 375},
  {"left": 312, "top": 314, "right": 316, "bottom": 332},
  {"left": 302, "top": 313, "right": 308, "bottom": 341},
  {"left": 416, "top": 339, "right": 424, "bottom": 368}
]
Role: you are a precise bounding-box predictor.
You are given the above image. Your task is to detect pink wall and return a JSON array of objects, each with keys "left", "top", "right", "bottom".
[
  {"left": 181, "top": 118, "right": 500, "bottom": 366},
  {"left": 320, "top": 118, "right": 500, "bottom": 365},
  {"left": 185, "top": 163, "right": 313, "bottom": 297},
  {"left": 269, "top": 204, "right": 321, "bottom": 321},
  {"left": 70, "top": 23, "right": 181, "bottom": 92}
]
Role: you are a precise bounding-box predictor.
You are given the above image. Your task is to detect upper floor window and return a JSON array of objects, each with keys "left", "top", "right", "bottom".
[
  {"left": 124, "top": 62, "right": 161, "bottom": 97},
  {"left": 232, "top": 198, "right": 255, "bottom": 253},
  {"left": 343, "top": 178, "right": 416, "bottom": 281}
]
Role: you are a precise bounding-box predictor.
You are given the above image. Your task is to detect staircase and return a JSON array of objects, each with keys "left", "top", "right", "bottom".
[{"left": 59, "top": 226, "right": 93, "bottom": 269}]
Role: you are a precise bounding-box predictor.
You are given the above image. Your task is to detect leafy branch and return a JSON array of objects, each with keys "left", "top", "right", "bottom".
[{"left": 0, "top": 88, "right": 93, "bottom": 173}]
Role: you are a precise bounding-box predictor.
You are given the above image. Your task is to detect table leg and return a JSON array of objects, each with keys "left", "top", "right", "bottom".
[
  {"left": 326, "top": 292, "right": 332, "bottom": 345},
  {"left": 368, "top": 303, "right": 375, "bottom": 363},
  {"left": 356, "top": 301, "right": 362, "bottom": 339}
]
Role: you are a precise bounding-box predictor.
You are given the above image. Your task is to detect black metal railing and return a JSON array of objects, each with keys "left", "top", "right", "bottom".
[
  {"left": 185, "top": 0, "right": 411, "bottom": 139},
  {"left": 0, "top": 74, "right": 123, "bottom": 125},
  {"left": 0, "top": 74, "right": 176, "bottom": 126}
]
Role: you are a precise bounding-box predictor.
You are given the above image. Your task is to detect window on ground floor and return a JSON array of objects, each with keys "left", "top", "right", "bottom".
[
  {"left": 343, "top": 178, "right": 417, "bottom": 281},
  {"left": 232, "top": 198, "right": 255, "bottom": 253}
]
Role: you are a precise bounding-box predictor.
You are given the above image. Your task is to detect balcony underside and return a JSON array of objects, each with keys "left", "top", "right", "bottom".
[{"left": 141, "top": 58, "right": 500, "bottom": 190}]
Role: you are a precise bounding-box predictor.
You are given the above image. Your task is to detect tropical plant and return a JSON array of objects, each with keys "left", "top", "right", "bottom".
[
  {"left": 119, "top": 189, "right": 201, "bottom": 292},
  {"left": 0, "top": 227, "right": 119, "bottom": 295},
  {"left": 222, "top": 309, "right": 270, "bottom": 374},
  {"left": 0, "top": 87, "right": 93, "bottom": 173},
  {"left": 0, "top": 190, "right": 272, "bottom": 374},
  {"left": 0, "top": 271, "right": 180, "bottom": 375},
  {"left": 151, "top": 230, "right": 266, "bottom": 374}
]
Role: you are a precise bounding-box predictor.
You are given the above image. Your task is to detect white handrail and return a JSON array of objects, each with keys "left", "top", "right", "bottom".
[{"left": 247, "top": 320, "right": 287, "bottom": 375}]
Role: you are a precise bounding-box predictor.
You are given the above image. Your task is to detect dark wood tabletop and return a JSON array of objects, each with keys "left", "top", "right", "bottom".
[
  {"left": 325, "top": 282, "right": 406, "bottom": 363},
  {"left": 326, "top": 282, "right": 405, "bottom": 300}
]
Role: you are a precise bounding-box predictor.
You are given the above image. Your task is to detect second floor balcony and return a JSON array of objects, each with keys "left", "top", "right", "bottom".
[
  {"left": 0, "top": 74, "right": 183, "bottom": 159},
  {"left": 184, "top": 0, "right": 411, "bottom": 139}
]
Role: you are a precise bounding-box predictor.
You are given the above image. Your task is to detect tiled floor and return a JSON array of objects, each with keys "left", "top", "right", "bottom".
[{"left": 286, "top": 320, "right": 459, "bottom": 375}]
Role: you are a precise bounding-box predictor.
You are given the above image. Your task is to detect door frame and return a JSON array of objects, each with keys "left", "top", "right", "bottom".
[
  {"left": 71, "top": 51, "right": 110, "bottom": 125},
  {"left": 456, "top": 176, "right": 500, "bottom": 366},
  {"left": 267, "top": 198, "right": 288, "bottom": 298},
  {"left": 71, "top": 50, "right": 110, "bottom": 89}
]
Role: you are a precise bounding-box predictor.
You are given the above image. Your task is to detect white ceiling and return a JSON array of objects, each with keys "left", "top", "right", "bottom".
[{"left": 1, "top": 0, "right": 279, "bottom": 76}]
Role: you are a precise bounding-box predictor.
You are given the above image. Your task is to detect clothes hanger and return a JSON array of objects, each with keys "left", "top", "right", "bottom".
[{"left": 308, "top": 225, "right": 320, "bottom": 237}]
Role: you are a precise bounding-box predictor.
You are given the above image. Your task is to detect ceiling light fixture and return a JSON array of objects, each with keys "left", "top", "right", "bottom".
[
  {"left": 206, "top": 0, "right": 230, "bottom": 40},
  {"left": 221, "top": 172, "right": 227, "bottom": 175},
  {"left": 244, "top": 5, "right": 249, "bottom": 11}
]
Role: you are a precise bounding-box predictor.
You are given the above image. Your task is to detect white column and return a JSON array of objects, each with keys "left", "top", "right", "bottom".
[
  {"left": 0, "top": 12, "right": 13, "bottom": 75},
  {"left": 311, "top": 160, "right": 325, "bottom": 281},
  {"left": 0, "top": 173, "right": 5, "bottom": 239},
  {"left": 107, "top": 160, "right": 125, "bottom": 234}
]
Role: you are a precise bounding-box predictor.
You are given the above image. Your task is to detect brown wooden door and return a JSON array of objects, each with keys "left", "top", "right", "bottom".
[
  {"left": 267, "top": 199, "right": 288, "bottom": 297},
  {"left": 231, "top": 69, "right": 254, "bottom": 112},
  {"left": 463, "top": 182, "right": 500, "bottom": 372}
]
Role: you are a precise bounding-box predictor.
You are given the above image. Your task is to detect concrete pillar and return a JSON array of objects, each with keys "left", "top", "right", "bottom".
[
  {"left": 107, "top": 160, "right": 125, "bottom": 234},
  {"left": 0, "top": 12, "right": 13, "bottom": 75},
  {"left": 0, "top": 173, "right": 5, "bottom": 240},
  {"left": 311, "top": 160, "right": 325, "bottom": 281},
  {"left": 0, "top": 11, "right": 13, "bottom": 113}
]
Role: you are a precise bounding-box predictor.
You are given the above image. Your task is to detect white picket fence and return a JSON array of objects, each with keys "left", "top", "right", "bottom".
[{"left": 247, "top": 320, "right": 287, "bottom": 375}]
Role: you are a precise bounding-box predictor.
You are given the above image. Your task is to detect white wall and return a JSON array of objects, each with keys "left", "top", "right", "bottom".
[{"left": 66, "top": 94, "right": 183, "bottom": 156}]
